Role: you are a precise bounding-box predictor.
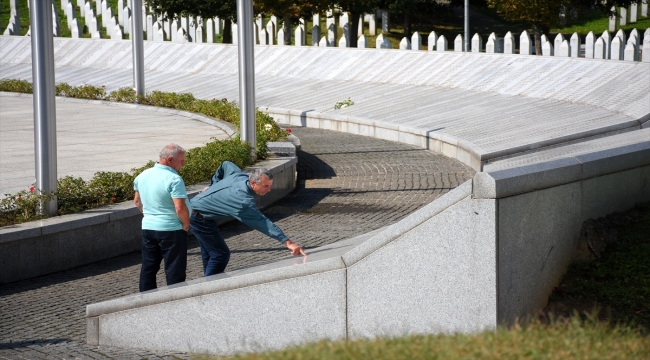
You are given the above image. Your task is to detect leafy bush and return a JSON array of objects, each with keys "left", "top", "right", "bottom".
[
  {"left": 0, "top": 80, "right": 290, "bottom": 226},
  {"left": 0, "top": 79, "right": 33, "bottom": 93}
]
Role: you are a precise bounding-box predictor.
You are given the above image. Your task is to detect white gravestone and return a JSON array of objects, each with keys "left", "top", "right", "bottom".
[
  {"left": 104, "top": 7, "right": 113, "bottom": 28},
  {"left": 326, "top": 10, "right": 335, "bottom": 33},
  {"left": 542, "top": 40, "right": 554, "bottom": 56},
  {"left": 411, "top": 32, "right": 421, "bottom": 50},
  {"left": 181, "top": 16, "right": 189, "bottom": 32},
  {"left": 454, "top": 34, "right": 462, "bottom": 51},
  {"left": 624, "top": 42, "right": 636, "bottom": 60},
  {"left": 52, "top": 4, "right": 60, "bottom": 36},
  {"left": 113, "top": 24, "right": 123, "bottom": 40},
  {"left": 358, "top": 15, "right": 363, "bottom": 37},
  {"left": 594, "top": 37, "right": 606, "bottom": 59},
  {"left": 189, "top": 17, "right": 197, "bottom": 41},
  {"left": 206, "top": 18, "right": 214, "bottom": 43},
  {"left": 630, "top": 3, "right": 638, "bottom": 22},
  {"left": 585, "top": 31, "right": 595, "bottom": 58},
  {"left": 643, "top": 0, "right": 648, "bottom": 17},
  {"left": 342, "top": 23, "right": 350, "bottom": 43},
  {"left": 195, "top": 26, "right": 203, "bottom": 43},
  {"left": 66, "top": 3, "right": 76, "bottom": 29},
  {"left": 214, "top": 17, "right": 222, "bottom": 35},
  {"left": 427, "top": 31, "right": 437, "bottom": 51},
  {"left": 436, "top": 35, "right": 448, "bottom": 51},
  {"left": 252, "top": 23, "right": 258, "bottom": 44},
  {"left": 554, "top": 33, "right": 565, "bottom": 53},
  {"left": 256, "top": 15, "right": 264, "bottom": 31},
  {"left": 71, "top": 18, "right": 81, "bottom": 38},
  {"left": 602, "top": 31, "right": 612, "bottom": 59},
  {"left": 311, "top": 25, "right": 320, "bottom": 46},
  {"left": 276, "top": 27, "right": 284, "bottom": 46},
  {"left": 171, "top": 19, "right": 179, "bottom": 42},
  {"left": 123, "top": 7, "right": 131, "bottom": 34},
  {"left": 62, "top": 0, "right": 69, "bottom": 11},
  {"left": 232, "top": 22, "right": 238, "bottom": 45},
  {"left": 609, "top": 7, "right": 616, "bottom": 32},
  {"left": 89, "top": 16, "right": 100, "bottom": 37},
  {"left": 486, "top": 37, "right": 497, "bottom": 53},
  {"left": 488, "top": 32, "right": 501, "bottom": 52},
  {"left": 117, "top": 0, "right": 124, "bottom": 26},
  {"left": 313, "top": 13, "right": 320, "bottom": 30},
  {"left": 319, "top": 36, "right": 328, "bottom": 47},
  {"left": 327, "top": 22, "right": 337, "bottom": 46},
  {"left": 339, "top": 34, "right": 348, "bottom": 47},
  {"left": 382, "top": 10, "right": 389, "bottom": 32},
  {"left": 358, "top": 34, "right": 368, "bottom": 48},
  {"left": 557, "top": 40, "right": 570, "bottom": 57},
  {"left": 266, "top": 22, "right": 275, "bottom": 44},
  {"left": 259, "top": 28, "right": 269, "bottom": 45},
  {"left": 570, "top": 32, "right": 580, "bottom": 57},
  {"left": 520, "top": 30, "right": 532, "bottom": 55},
  {"left": 399, "top": 37, "right": 411, "bottom": 50},
  {"left": 153, "top": 21, "right": 163, "bottom": 41},
  {"left": 77, "top": 0, "right": 86, "bottom": 16},
  {"left": 174, "top": 27, "right": 187, "bottom": 42},
  {"left": 367, "top": 13, "right": 376, "bottom": 35},
  {"left": 642, "top": 37, "right": 650, "bottom": 62},
  {"left": 339, "top": 12, "right": 348, "bottom": 29},
  {"left": 472, "top": 33, "right": 483, "bottom": 53},
  {"left": 84, "top": 2, "right": 92, "bottom": 24},
  {"left": 376, "top": 33, "right": 391, "bottom": 49},
  {"left": 620, "top": 7, "right": 627, "bottom": 26},
  {"left": 615, "top": 29, "right": 626, "bottom": 44},
  {"left": 270, "top": 16, "right": 277, "bottom": 37},
  {"left": 295, "top": 25, "right": 304, "bottom": 46},
  {"left": 610, "top": 36, "right": 624, "bottom": 60},
  {"left": 504, "top": 31, "right": 515, "bottom": 54}
]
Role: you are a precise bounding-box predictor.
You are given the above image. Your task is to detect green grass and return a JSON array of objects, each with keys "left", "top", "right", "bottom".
[{"left": 552, "top": 7, "right": 650, "bottom": 35}]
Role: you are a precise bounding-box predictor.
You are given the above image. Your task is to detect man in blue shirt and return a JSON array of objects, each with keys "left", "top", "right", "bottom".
[
  {"left": 190, "top": 161, "right": 306, "bottom": 276},
  {"left": 134, "top": 144, "right": 190, "bottom": 292}
]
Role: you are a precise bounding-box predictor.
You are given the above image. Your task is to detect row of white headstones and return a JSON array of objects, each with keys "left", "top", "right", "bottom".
[{"left": 2, "top": 0, "right": 649, "bottom": 62}]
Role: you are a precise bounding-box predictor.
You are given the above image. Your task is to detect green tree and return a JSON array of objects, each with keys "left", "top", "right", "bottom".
[
  {"left": 486, "top": 0, "right": 639, "bottom": 55},
  {"left": 332, "top": 0, "right": 380, "bottom": 47},
  {"left": 382, "top": 0, "right": 453, "bottom": 40}
]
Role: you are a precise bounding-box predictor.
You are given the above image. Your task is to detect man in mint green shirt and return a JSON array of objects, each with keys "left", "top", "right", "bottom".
[{"left": 134, "top": 144, "right": 190, "bottom": 292}]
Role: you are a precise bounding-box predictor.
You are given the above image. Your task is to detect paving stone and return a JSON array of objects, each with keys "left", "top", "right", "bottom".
[{"left": 0, "top": 126, "right": 474, "bottom": 358}]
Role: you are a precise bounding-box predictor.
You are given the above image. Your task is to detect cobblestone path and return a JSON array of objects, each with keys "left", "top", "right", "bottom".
[{"left": 0, "top": 127, "right": 474, "bottom": 359}]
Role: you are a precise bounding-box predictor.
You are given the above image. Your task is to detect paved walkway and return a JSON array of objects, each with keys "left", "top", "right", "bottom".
[
  {"left": 0, "top": 94, "right": 230, "bottom": 197},
  {"left": 0, "top": 126, "right": 474, "bottom": 359}
]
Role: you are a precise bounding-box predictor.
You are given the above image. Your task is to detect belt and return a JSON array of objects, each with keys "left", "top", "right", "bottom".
[{"left": 191, "top": 210, "right": 203, "bottom": 219}]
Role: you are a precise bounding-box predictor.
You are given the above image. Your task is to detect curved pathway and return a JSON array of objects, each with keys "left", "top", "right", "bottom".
[{"left": 0, "top": 126, "right": 474, "bottom": 359}]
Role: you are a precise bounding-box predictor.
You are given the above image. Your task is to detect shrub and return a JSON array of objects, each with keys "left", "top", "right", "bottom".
[{"left": 0, "top": 79, "right": 33, "bottom": 93}]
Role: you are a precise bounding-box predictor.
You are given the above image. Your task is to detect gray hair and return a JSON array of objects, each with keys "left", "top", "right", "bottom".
[
  {"left": 249, "top": 168, "right": 273, "bottom": 183},
  {"left": 159, "top": 143, "right": 186, "bottom": 160}
]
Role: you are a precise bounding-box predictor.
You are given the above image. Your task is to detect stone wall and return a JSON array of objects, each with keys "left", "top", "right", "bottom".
[{"left": 0, "top": 156, "right": 297, "bottom": 284}]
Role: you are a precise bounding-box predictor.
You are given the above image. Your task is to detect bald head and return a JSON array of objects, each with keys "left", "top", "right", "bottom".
[{"left": 159, "top": 144, "right": 186, "bottom": 171}]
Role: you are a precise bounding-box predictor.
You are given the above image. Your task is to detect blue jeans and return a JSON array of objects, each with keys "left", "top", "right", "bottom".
[
  {"left": 190, "top": 214, "right": 230, "bottom": 276},
  {"left": 139, "top": 229, "right": 187, "bottom": 292}
]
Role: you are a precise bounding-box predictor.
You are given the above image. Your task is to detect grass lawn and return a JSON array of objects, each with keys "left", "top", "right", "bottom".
[
  {"left": 199, "top": 202, "right": 650, "bottom": 359},
  {"left": 552, "top": 7, "right": 650, "bottom": 35}
]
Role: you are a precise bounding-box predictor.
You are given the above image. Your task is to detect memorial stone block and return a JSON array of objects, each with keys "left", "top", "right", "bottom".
[
  {"left": 554, "top": 33, "right": 565, "bottom": 53},
  {"left": 454, "top": 34, "right": 463, "bottom": 51},
  {"left": 472, "top": 33, "right": 483, "bottom": 53},
  {"left": 189, "top": 16, "right": 197, "bottom": 41},
  {"left": 643, "top": 0, "right": 648, "bottom": 17},
  {"left": 411, "top": 31, "right": 422, "bottom": 50},
  {"left": 542, "top": 40, "right": 554, "bottom": 56},
  {"left": 358, "top": 15, "right": 363, "bottom": 38},
  {"left": 153, "top": 21, "right": 163, "bottom": 41},
  {"left": 486, "top": 37, "right": 497, "bottom": 53},
  {"left": 71, "top": 18, "right": 81, "bottom": 38},
  {"left": 195, "top": 25, "right": 203, "bottom": 43},
  {"left": 436, "top": 35, "right": 448, "bottom": 51},
  {"left": 52, "top": 4, "right": 60, "bottom": 36},
  {"left": 428, "top": 31, "right": 437, "bottom": 51},
  {"left": 382, "top": 10, "right": 389, "bottom": 32},
  {"left": 181, "top": 16, "right": 189, "bottom": 32},
  {"left": 520, "top": 30, "right": 532, "bottom": 55},
  {"left": 610, "top": 36, "right": 624, "bottom": 60},
  {"left": 89, "top": 16, "right": 99, "bottom": 37},
  {"left": 253, "top": 23, "right": 258, "bottom": 44},
  {"left": 616, "top": 29, "right": 627, "bottom": 44},
  {"left": 62, "top": 0, "right": 69, "bottom": 11},
  {"left": 311, "top": 25, "right": 320, "bottom": 46},
  {"left": 270, "top": 16, "right": 278, "bottom": 37},
  {"left": 368, "top": 13, "right": 376, "bottom": 35},
  {"left": 594, "top": 37, "right": 606, "bottom": 59},
  {"left": 66, "top": 3, "right": 76, "bottom": 29},
  {"left": 557, "top": 40, "right": 570, "bottom": 57},
  {"left": 84, "top": 2, "right": 92, "bottom": 24},
  {"left": 146, "top": 14, "right": 153, "bottom": 40},
  {"left": 123, "top": 7, "right": 131, "bottom": 34},
  {"left": 313, "top": 14, "right": 320, "bottom": 30},
  {"left": 339, "top": 12, "right": 349, "bottom": 29},
  {"left": 171, "top": 19, "right": 179, "bottom": 42},
  {"left": 174, "top": 27, "right": 187, "bottom": 42},
  {"left": 570, "top": 33, "right": 580, "bottom": 57},
  {"left": 300, "top": 18, "right": 306, "bottom": 45},
  {"left": 631, "top": 3, "right": 638, "bottom": 22},
  {"left": 400, "top": 37, "right": 411, "bottom": 50},
  {"left": 104, "top": 7, "right": 113, "bottom": 28},
  {"left": 256, "top": 15, "right": 264, "bottom": 31},
  {"left": 358, "top": 34, "right": 368, "bottom": 48},
  {"left": 78, "top": 0, "right": 86, "bottom": 16},
  {"left": 326, "top": 10, "right": 335, "bottom": 33}
]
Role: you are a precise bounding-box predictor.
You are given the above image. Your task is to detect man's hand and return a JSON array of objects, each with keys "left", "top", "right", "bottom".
[
  {"left": 173, "top": 198, "right": 190, "bottom": 232},
  {"left": 134, "top": 191, "right": 143, "bottom": 213},
  {"left": 285, "top": 240, "right": 306, "bottom": 256}
]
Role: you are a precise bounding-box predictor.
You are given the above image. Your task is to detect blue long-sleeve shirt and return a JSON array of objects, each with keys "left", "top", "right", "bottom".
[{"left": 189, "top": 161, "right": 289, "bottom": 243}]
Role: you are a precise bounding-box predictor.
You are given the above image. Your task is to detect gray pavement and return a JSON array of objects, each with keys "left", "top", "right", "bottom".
[
  {"left": 0, "top": 126, "right": 474, "bottom": 359},
  {"left": 0, "top": 94, "right": 230, "bottom": 197}
]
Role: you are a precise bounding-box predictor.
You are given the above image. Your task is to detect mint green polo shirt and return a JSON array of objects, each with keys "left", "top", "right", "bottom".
[{"left": 133, "top": 163, "right": 190, "bottom": 231}]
